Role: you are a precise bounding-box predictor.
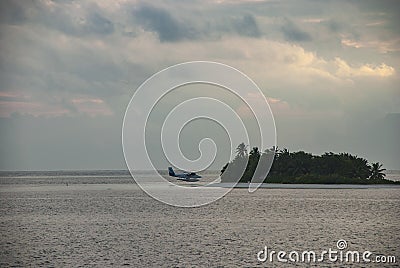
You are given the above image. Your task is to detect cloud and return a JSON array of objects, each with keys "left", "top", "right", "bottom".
[
  {"left": 321, "top": 19, "right": 343, "bottom": 33},
  {"left": 341, "top": 38, "right": 400, "bottom": 53},
  {"left": 335, "top": 58, "right": 395, "bottom": 77},
  {"left": 232, "top": 14, "right": 261, "bottom": 37},
  {"left": 0, "top": 0, "right": 27, "bottom": 25},
  {"left": 1, "top": 17, "right": 396, "bottom": 117},
  {"left": 85, "top": 12, "right": 114, "bottom": 35},
  {"left": 302, "top": 18, "right": 326, "bottom": 24},
  {"left": 132, "top": 4, "right": 263, "bottom": 41},
  {"left": 281, "top": 18, "right": 312, "bottom": 42},
  {"left": 133, "top": 4, "right": 195, "bottom": 42},
  {"left": 0, "top": 1, "right": 115, "bottom": 37}
]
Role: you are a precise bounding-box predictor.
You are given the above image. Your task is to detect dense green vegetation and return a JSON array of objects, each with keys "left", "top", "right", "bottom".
[{"left": 220, "top": 143, "right": 398, "bottom": 184}]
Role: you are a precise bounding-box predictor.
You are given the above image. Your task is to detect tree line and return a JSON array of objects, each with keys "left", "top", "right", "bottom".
[{"left": 220, "top": 143, "right": 397, "bottom": 184}]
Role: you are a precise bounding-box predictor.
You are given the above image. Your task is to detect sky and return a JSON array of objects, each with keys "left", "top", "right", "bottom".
[{"left": 0, "top": 0, "right": 399, "bottom": 170}]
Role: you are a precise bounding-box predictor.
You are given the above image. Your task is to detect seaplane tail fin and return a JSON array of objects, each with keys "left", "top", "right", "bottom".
[{"left": 168, "top": 167, "right": 175, "bottom": 177}]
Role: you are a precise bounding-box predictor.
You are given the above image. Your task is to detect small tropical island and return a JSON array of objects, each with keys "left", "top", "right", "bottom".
[{"left": 220, "top": 143, "right": 399, "bottom": 184}]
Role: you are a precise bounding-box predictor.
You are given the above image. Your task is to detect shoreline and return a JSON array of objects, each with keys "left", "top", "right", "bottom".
[
  {"left": 209, "top": 182, "right": 400, "bottom": 189},
  {"left": 1, "top": 182, "right": 400, "bottom": 193}
]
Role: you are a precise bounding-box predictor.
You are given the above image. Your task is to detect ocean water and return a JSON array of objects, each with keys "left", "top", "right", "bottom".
[{"left": 0, "top": 171, "right": 399, "bottom": 267}]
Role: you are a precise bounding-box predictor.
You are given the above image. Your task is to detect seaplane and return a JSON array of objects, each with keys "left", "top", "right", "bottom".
[{"left": 168, "top": 167, "right": 202, "bottom": 182}]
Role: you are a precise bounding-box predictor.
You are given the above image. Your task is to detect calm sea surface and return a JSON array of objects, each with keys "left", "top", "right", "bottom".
[{"left": 0, "top": 171, "right": 399, "bottom": 267}]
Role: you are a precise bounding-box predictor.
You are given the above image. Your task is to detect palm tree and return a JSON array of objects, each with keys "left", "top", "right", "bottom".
[
  {"left": 249, "top": 147, "right": 260, "bottom": 159},
  {"left": 370, "top": 162, "right": 386, "bottom": 180},
  {"left": 235, "top": 142, "right": 248, "bottom": 158}
]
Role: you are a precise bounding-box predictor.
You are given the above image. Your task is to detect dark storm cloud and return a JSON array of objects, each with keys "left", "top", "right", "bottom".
[
  {"left": 323, "top": 19, "right": 342, "bottom": 33},
  {"left": 84, "top": 12, "right": 114, "bottom": 35},
  {"left": 357, "top": 0, "right": 400, "bottom": 14},
  {"left": 49, "top": 9, "right": 114, "bottom": 36},
  {"left": 132, "top": 4, "right": 263, "bottom": 41},
  {"left": 231, "top": 14, "right": 261, "bottom": 38},
  {"left": 0, "top": 0, "right": 27, "bottom": 25},
  {"left": 0, "top": 1, "right": 114, "bottom": 36},
  {"left": 133, "top": 4, "right": 195, "bottom": 42},
  {"left": 281, "top": 18, "right": 312, "bottom": 42}
]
